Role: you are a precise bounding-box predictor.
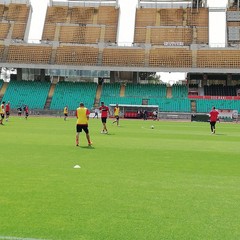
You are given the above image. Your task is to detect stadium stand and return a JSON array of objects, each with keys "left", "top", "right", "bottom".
[
  {"left": 42, "top": 5, "right": 119, "bottom": 44},
  {"left": 0, "top": 22, "right": 10, "bottom": 40},
  {"left": 50, "top": 82, "right": 97, "bottom": 110},
  {"left": 204, "top": 85, "right": 238, "bottom": 96},
  {"left": 59, "top": 25, "right": 102, "bottom": 44},
  {"left": 102, "top": 48, "right": 145, "bottom": 67},
  {"left": 125, "top": 83, "right": 167, "bottom": 98},
  {"left": 197, "top": 49, "right": 240, "bottom": 68},
  {"left": 55, "top": 45, "right": 99, "bottom": 66},
  {"left": 172, "top": 84, "right": 188, "bottom": 98},
  {"left": 2, "top": 80, "right": 50, "bottom": 109},
  {"left": 7, "top": 45, "right": 52, "bottom": 64},
  {"left": 4, "top": 3, "right": 30, "bottom": 40},
  {"left": 134, "top": 7, "right": 209, "bottom": 45},
  {"left": 0, "top": 44, "right": 5, "bottom": 60},
  {"left": 149, "top": 48, "right": 192, "bottom": 68},
  {"left": 101, "top": 82, "right": 121, "bottom": 97},
  {"left": 149, "top": 98, "right": 191, "bottom": 112},
  {"left": 150, "top": 27, "right": 192, "bottom": 46},
  {"left": 196, "top": 99, "right": 240, "bottom": 113}
]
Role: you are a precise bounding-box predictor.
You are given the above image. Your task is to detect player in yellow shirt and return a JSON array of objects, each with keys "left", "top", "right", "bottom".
[
  {"left": 75, "top": 102, "right": 92, "bottom": 147},
  {"left": 0, "top": 101, "right": 5, "bottom": 125},
  {"left": 63, "top": 106, "right": 68, "bottom": 121},
  {"left": 112, "top": 104, "right": 120, "bottom": 126}
]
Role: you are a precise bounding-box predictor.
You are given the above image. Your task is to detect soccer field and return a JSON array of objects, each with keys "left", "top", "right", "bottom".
[{"left": 0, "top": 117, "right": 240, "bottom": 240}]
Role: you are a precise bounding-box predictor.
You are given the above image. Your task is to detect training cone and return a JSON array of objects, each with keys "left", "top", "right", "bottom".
[{"left": 74, "top": 165, "right": 81, "bottom": 169}]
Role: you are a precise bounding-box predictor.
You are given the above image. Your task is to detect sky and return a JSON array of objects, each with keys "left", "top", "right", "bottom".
[{"left": 28, "top": 0, "right": 229, "bottom": 83}]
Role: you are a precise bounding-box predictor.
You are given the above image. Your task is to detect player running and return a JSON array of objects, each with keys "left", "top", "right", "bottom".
[
  {"left": 209, "top": 106, "right": 219, "bottom": 134},
  {"left": 112, "top": 104, "right": 120, "bottom": 126},
  {"left": 99, "top": 101, "right": 110, "bottom": 134}
]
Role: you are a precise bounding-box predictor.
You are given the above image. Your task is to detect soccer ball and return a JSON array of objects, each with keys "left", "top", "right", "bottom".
[{"left": 151, "top": 125, "right": 154, "bottom": 129}]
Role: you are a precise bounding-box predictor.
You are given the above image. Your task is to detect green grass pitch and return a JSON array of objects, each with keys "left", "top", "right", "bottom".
[{"left": 0, "top": 116, "right": 240, "bottom": 240}]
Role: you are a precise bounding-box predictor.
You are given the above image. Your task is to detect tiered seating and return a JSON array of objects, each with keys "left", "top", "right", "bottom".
[
  {"left": 125, "top": 83, "right": 167, "bottom": 98},
  {"left": 100, "top": 83, "right": 122, "bottom": 105},
  {"left": 55, "top": 46, "right": 99, "bottom": 65},
  {"left": 100, "top": 83, "right": 168, "bottom": 106},
  {"left": 42, "top": 5, "right": 119, "bottom": 43},
  {"left": 172, "top": 84, "right": 188, "bottom": 98},
  {"left": 149, "top": 98, "right": 191, "bottom": 112},
  {"left": 59, "top": 25, "right": 101, "bottom": 44},
  {"left": 6, "top": 3, "right": 30, "bottom": 22},
  {"left": 44, "top": 6, "right": 68, "bottom": 23},
  {"left": 100, "top": 96, "right": 142, "bottom": 106},
  {"left": 134, "top": 28, "right": 147, "bottom": 43},
  {"left": 41, "top": 24, "right": 56, "bottom": 41},
  {"left": 204, "top": 85, "right": 237, "bottom": 96},
  {"left": 69, "top": 7, "right": 95, "bottom": 24},
  {"left": 7, "top": 45, "right": 52, "bottom": 64},
  {"left": 0, "top": 4, "right": 4, "bottom": 18},
  {"left": 149, "top": 48, "right": 192, "bottom": 67},
  {"left": 12, "top": 23, "right": 27, "bottom": 39},
  {"left": 101, "top": 83, "right": 121, "bottom": 97},
  {"left": 135, "top": 8, "right": 157, "bottom": 27},
  {"left": 197, "top": 50, "right": 240, "bottom": 68},
  {"left": 0, "top": 23, "right": 10, "bottom": 40},
  {"left": 50, "top": 82, "right": 97, "bottom": 110},
  {"left": 0, "top": 44, "right": 5, "bottom": 60},
  {"left": 98, "top": 6, "right": 119, "bottom": 25},
  {"left": 158, "top": 8, "right": 185, "bottom": 26},
  {"left": 134, "top": 7, "right": 209, "bottom": 45},
  {"left": 102, "top": 48, "right": 145, "bottom": 67},
  {"left": 194, "top": 27, "right": 208, "bottom": 44},
  {"left": 150, "top": 27, "right": 192, "bottom": 45},
  {"left": 5, "top": 3, "right": 30, "bottom": 40},
  {"left": 196, "top": 99, "right": 240, "bottom": 113},
  {"left": 186, "top": 8, "right": 208, "bottom": 27},
  {"left": 2, "top": 80, "right": 50, "bottom": 109}
]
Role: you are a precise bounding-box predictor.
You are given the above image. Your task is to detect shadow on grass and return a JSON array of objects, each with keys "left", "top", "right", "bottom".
[
  {"left": 102, "top": 133, "right": 115, "bottom": 136},
  {"left": 79, "top": 146, "right": 95, "bottom": 149}
]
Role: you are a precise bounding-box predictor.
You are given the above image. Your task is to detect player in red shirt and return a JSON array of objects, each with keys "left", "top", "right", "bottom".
[
  {"left": 5, "top": 101, "right": 10, "bottom": 122},
  {"left": 24, "top": 105, "right": 29, "bottom": 120},
  {"left": 99, "top": 101, "right": 110, "bottom": 134},
  {"left": 209, "top": 106, "right": 219, "bottom": 134}
]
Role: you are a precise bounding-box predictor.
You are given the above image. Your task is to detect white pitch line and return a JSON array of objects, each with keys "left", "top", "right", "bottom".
[{"left": 0, "top": 236, "right": 50, "bottom": 240}]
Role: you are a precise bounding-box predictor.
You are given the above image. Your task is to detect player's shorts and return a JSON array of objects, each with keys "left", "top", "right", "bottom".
[
  {"left": 76, "top": 124, "right": 89, "bottom": 134},
  {"left": 6, "top": 111, "right": 10, "bottom": 116},
  {"left": 64, "top": 113, "right": 68, "bottom": 117},
  {"left": 1, "top": 113, "right": 5, "bottom": 119},
  {"left": 101, "top": 117, "right": 107, "bottom": 123},
  {"left": 115, "top": 115, "right": 119, "bottom": 120},
  {"left": 210, "top": 121, "right": 216, "bottom": 126},
  {"left": 25, "top": 113, "right": 29, "bottom": 117}
]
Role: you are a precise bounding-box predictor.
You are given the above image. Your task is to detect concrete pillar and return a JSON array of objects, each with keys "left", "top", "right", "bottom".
[
  {"left": 40, "top": 69, "right": 45, "bottom": 82},
  {"left": 17, "top": 68, "right": 22, "bottom": 81}
]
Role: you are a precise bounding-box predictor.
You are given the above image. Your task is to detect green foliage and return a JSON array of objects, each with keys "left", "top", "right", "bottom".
[{"left": 1, "top": 117, "right": 240, "bottom": 240}]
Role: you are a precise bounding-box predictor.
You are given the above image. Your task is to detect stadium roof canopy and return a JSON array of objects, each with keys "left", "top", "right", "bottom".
[
  {"left": 139, "top": 0, "right": 206, "bottom": 8},
  {"left": 51, "top": 0, "right": 118, "bottom": 7}
]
